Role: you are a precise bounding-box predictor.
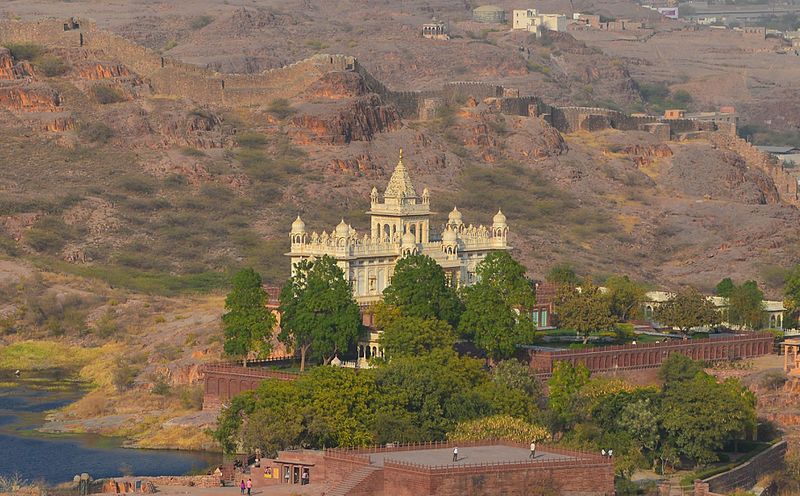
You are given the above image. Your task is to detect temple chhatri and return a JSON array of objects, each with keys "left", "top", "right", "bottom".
[{"left": 287, "top": 151, "right": 510, "bottom": 306}]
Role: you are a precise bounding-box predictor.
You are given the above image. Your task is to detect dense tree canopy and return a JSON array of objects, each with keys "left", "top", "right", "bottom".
[
  {"left": 222, "top": 268, "right": 276, "bottom": 367},
  {"left": 374, "top": 301, "right": 456, "bottom": 360},
  {"left": 382, "top": 253, "right": 463, "bottom": 327},
  {"left": 727, "top": 280, "right": 764, "bottom": 330},
  {"left": 554, "top": 278, "right": 615, "bottom": 343},
  {"left": 654, "top": 287, "right": 720, "bottom": 337},
  {"left": 459, "top": 251, "right": 536, "bottom": 360},
  {"left": 606, "top": 275, "right": 647, "bottom": 321},
  {"left": 278, "top": 255, "right": 361, "bottom": 370},
  {"left": 716, "top": 278, "right": 734, "bottom": 298}
]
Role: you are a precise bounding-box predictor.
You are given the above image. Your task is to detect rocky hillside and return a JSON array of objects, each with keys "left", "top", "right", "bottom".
[{"left": 0, "top": 27, "right": 798, "bottom": 304}]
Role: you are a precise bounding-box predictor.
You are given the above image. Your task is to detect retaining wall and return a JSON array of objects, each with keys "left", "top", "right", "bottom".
[
  {"left": 201, "top": 360, "right": 298, "bottom": 409},
  {"left": 705, "top": 441, "right": 787, "bottom": 494}
]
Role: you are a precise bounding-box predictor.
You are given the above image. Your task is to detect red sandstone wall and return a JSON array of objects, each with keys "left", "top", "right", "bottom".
[
  {"left": 529, "top": 333, "right": 773, "bottom": 376},
  {"left": 383, "top": 462, "right": 614, "bottom": 496}
]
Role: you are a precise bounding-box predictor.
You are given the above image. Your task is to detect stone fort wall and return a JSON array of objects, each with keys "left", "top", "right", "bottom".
[
  {"left": 695, "top": 131, "right": 799, "bottom": 204},
  {"left": 528, "top": 332, "right": 773, "bottom": 376},
  {"left": 0, "top": 18, "right": 355, "bottom": 107},
  {"left": 0, "top": 18, "right": 745, "bottom": 138},
  {"left": 704, "top": 440, "right": 787, "bottom": 494}
]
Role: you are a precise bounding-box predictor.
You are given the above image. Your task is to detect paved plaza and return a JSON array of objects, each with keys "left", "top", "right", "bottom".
[{"left": 366, "top": 445, "right": 576, "bottom": 467}]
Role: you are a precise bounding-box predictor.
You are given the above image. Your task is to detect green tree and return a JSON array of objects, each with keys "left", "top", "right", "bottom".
[
  {"left": 554, "top": 278, "right": 615, "bottom": 343},
  {"left": 660, "top": 373, "right": 756, "bottom": 466},
  {"left": 654, "top": 287, "right": 719, "bottom": 338},
  {"left": 606, "top": 275, "right": 647, "bottom": 321},
  {"left": 547, "top": 360, "right": 590, "bottom": 429},
  {"left": 278, "top": 255, "right": 361, "bottom": 371},
  {"left": 658, "top": 353, "right": 703, "bottom": 384},
  {"left": 716, "top": 278, "right": 734, "bottom": 297},
  {"left": 783, "top": 265, "right": 800, "bottom": 327},
  {"left": 371, "top": 349, "right": 493, "bottom": 440},
  {"left": 546, "top": 263, "right": 580, "bottom": 285},
  {"left": 222, "top": 268, "right": 276, "bottom": 367},
  {"left": 382, "top": 253, "right": 463, "bottom": 327},
  {"left": 378, "top": 313, "right": 456, "bottom": 360},
  {"left": 459, "top": 251, "right": 536, "bottom": 360},
  {"left": 728, "top": 280, "right": 764, "bottom": 330}
]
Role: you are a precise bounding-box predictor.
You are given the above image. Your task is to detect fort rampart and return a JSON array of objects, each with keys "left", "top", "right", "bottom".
[
  {"left": 0, "top": 18, "right": 745, "bottom": 141},
  {"left": 528, "top": 332, "right": 773, "bottom": 376}
]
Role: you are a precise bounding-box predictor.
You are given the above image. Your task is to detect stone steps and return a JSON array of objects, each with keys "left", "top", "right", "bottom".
[{"left": 326, "top": 465, "right": 380, "bottom": 496}]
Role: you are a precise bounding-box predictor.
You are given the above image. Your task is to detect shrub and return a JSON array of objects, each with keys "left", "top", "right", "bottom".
[
  {"left": 24, "top": 229, "right": 65, "bottom": 253},
  {"left": 152, "top": 374, "right": 171, "bottom": 395},
  {"left": 266, "top": 99, "right": 295, "bottom": 120},
  {"left": 90, "top": 85, "right": 126, "bottom": 104},
  {"left": 80, "top": 122, "right": 114, "bottom": 144},
  {"left": 180, "top": 146, "right": 206, "bottom": 157},
  {"left": 115, "top": 173, "right": 156, "bottom": 194},
  {"left": 34, "top": 55, "right": 66, "bottom": 76},
  {"left": 236, "top": 132, "right": 267, "bottom": 148},
  {"left": 190, "top": 15, "right": 214, "bottom": 30},
  {"left": 180, "top": 385, "right": 204, "bottom": 410},
  {"left": 3, "top": 42, "right": 41, "bottom": 61},
  {"left": 760, "top": 371, "right": 787, "bottom": 391},
  {"left": 112, "top": 359, "right": 139, "bottom": 392}
]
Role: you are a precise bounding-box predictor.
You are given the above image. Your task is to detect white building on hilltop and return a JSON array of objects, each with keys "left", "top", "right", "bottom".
[
  {"left": 512, "top": 9, "right": 566, "bottom": 36},
  {"left": 287, "top": 151, "right": 510, "bottom": 307}
]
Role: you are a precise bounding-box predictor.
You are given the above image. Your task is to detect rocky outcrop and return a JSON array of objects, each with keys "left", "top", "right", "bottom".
[
  {"left": 24, "top": 113, "right": 76, "bottom": 132},
  {"left": 624, "top": 143, "right": 673, "bottom": 167},
  {"left": 704, "top": 132, "right": 799, "bottom": 205},
  {"left": 0, "top": 82, "right": 61, "bottom": 111},
  {"left": 304, "top": 72, "right": 367, "bottom": 99},
  {"left": 325, "top": 154, "right": 381, "bottom": 176},
  {"left": 289, "top": 94, "right": 400, "bottom": 145},
  {"left": 75, "top": 61, "right": 133, "bottom": 79}
]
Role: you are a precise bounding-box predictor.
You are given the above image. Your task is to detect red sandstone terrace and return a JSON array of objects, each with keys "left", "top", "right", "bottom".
[{"left": 265, "top": 440, "right": 614, "bottom": 496}]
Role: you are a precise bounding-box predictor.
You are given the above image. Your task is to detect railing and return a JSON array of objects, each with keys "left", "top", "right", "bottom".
[{"left": 201, "top": 362, "right": 299, "bottom": 380}]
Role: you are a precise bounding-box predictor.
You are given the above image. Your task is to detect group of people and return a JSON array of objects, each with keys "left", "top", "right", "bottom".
[
  {"left": 239, "top": 478, "right": 252, "bottom": 495},
  {"left": 450, "top": 442, "right": 538, "bottom": 463}
]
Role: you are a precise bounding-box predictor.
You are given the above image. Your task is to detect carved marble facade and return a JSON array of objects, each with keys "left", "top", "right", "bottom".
[{"left": 287, "top": 151, "right": 510, "bottom": 307}]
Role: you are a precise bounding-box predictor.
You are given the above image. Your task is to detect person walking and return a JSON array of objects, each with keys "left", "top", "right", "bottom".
[
  {"left": 529, "top": 441, "right": 536, "bottom": 459},
  {"left": 240, "top": 480, "right": 245, "bottom": 495},
  {"left": 246, "top": 478, "right": 252, "bottom": 496},
  {"left": 452, "top": 446, "right": 458, "bottom": 462}
]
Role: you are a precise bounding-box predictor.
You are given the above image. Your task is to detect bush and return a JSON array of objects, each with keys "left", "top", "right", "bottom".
[
  {"left": 80, "top": 122, "right": 114, "bottom": 144},
  {"left": 180, "top": 385, "right": 204, "bottom": 410},
  {"left": 152, "top": 374, "right": 171, "bottom": 396},
  {"left": 266, "top": 99, "right": 295, "bottom": 120},
  {"left": 236, "top": 132, "right": 267, "bottom": 148},
  {"left": 112, "top": 359, "right": 139, "bottom": 392},
  {"left": 190, "top": 15, "right": 214, "bottom": 30},
  {"left": 90, "top": 85, "right": 126, "bottom": 104},
  {"left": 3, "top": 42, "right": 41, "bottom": 61},
  {"left": 34, "top": 55, "right": 66, "bottom": 76},
  {"left": 115, "top": 173, "right": 156, "bottom": 194},
  {"left": 760, "top": 371, "right": 787, "bottom": 391}
]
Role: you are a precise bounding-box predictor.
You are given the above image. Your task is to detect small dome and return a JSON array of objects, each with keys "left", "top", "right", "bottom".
[
  {"left": 443, "top": 226, "right": 458, "bottom": 244},
  {"left": 335, "top": 219, "right": 350, "bottom": 237},
  {"left": 291, "top": 215, "right": 306, "bottom": 233},
  {"left": 402, "top": 231, "right": 416, "bottom": 246},
  {"left": 448, "top": 206, "right": 463, "bottom": 225},
  {"left": 493, "top": 209, "right": 506, "bottom": 226}
]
